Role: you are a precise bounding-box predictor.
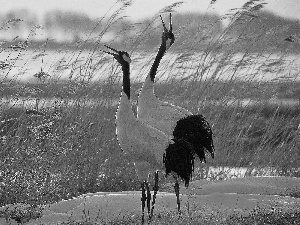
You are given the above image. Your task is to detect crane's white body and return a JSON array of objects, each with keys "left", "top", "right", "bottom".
[
  {"left": 137, "top": 75, "right": 192, "bottom": 136},
  {"left": 116, "top": 89, "right": 172, "bottom": 181}
]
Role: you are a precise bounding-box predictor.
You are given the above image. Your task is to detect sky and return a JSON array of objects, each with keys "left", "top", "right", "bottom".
[{"left": 0, "top": 0, "right": 299, "bottom": 22}]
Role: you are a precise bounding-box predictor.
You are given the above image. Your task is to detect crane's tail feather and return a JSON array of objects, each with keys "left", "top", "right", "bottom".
[
  {"left": 164, "top": 115, "right": 214, "bottom": 187},
  {"left": 164, "top": 139, "right": 195, "bottom": 187},
  {"left": 173, "top": 114, "right": 215, "bottom": 163}
]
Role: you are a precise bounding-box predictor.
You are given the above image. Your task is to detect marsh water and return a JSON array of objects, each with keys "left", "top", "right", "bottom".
[
  {"left": 194, "top": 166, "right": 300, "bottom": 181},
  {"left": 1, "top": 96, "right": 299, "bottom": 114},
  {"left": 1, "top": 50, "right": 300, "bottom": 83}
]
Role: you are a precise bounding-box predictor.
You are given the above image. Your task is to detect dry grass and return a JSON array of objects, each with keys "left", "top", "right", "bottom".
[{"left": 36, "top": 206, "right": 300, "bottom": 225}]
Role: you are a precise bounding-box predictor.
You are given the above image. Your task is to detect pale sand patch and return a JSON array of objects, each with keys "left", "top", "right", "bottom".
[
  {"left": 170, "top": 176, "right": 300, "bottom": 195},
  {"left": 6, "top": 176, "right": 299, "bottom": 225}
]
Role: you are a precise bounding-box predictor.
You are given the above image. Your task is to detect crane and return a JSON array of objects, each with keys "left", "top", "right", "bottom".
[
  {"left": 137, "top": 13, "right": 215, "bottom": 211},
  {"left": 103, "top": 45, "right": 195, "bottom": 223}
]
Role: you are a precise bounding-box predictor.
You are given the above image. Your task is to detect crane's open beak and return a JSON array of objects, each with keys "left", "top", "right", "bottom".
[
  {"left": 160, "top": 13, "right": 172, "bottom": 33},
  {"left": 160, "top": 15, "right": 168, "bottom": 34},
  {"left": 102, "top": 44, "right": 118, "bottom": 57},
  {"left": 169, "top": 13, "right": 172, "bottom": 32}
]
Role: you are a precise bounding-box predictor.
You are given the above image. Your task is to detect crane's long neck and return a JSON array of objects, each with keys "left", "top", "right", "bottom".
[
  {"left": 138, "top": 44, "right": 166, "bottom": 116},
  {"left": 122, "top": 64, "right": 130, "bottom": 99},
  {"left": 149, "top": 44, "right": 166, "bottom": 82},
  {"left": 116, "top": 62, "right": 136, "bottom": 124}
]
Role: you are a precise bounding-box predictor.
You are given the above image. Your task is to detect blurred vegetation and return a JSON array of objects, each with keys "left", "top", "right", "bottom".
[{"left": 0, "top": 4, "right": 300, "bottom": 52}]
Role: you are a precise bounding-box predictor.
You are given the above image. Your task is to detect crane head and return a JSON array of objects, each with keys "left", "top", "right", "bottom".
[
  {"left": 103, "top": 45, "right": 131, "bottom": 65},
  {"left": 160, "top": 13, "right": 175, "bottom": 50}
]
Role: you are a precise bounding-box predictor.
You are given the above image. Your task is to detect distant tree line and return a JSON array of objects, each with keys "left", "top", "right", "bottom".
[{"left": 0, "top": 9, "right": 299, "bottom": 52}]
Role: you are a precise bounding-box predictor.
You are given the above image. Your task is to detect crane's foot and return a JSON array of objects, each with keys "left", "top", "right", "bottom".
[
  {"left": 141, "top": 181, "right": 146, "bottom": 224},
  {"left": 174, "top": 179, "right": 181, "bottom": 214},
  {"left": 150, "top": 171, "right": 159, "bottom": 220}
]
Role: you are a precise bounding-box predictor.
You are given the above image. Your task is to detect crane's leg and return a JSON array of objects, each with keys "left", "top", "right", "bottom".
[
  {"left": 141, "top": 181, "right": 146, "bottom": 224},
  {"left": 145, "top": 181, "right": 151, "bottom": 218},
  {"left": 174, "top": 178, "right": 181, "bottom": 214},
  {"left": 150, "top": 171, "right": 159, "bottom": 219}
]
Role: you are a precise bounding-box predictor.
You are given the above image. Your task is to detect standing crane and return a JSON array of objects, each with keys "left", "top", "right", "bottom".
[
  {"left": 137, "top": 13, "right": 215, "bottom": 212},
  {"left": 103, "top": 45, "right": 195, "bottom": 223}
]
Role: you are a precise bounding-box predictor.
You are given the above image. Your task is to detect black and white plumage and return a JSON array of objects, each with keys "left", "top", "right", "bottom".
[
  {"left": 164, "top": 115, "right": 215, "bottom": 185},
  {"left": 137, "top": 13, "right": 215, "bottom": 209},
  {"left": 103, "top": 45, "right": 194, "bottom": 223},
  {"left": 173, "top": 115, "right": 215, "bottom": 164},
  {"left": 137, "top": 14, "right": 193, "bottom": 136}
]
